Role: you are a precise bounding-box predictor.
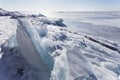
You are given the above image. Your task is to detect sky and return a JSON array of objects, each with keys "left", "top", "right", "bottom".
[{"left": 0, "top": 0, "right": 120, "bottom": 11}]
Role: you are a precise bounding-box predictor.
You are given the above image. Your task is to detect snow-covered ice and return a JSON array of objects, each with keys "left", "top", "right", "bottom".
[{"left": 0, "top": 9, "right": 120, "bottom": 80}]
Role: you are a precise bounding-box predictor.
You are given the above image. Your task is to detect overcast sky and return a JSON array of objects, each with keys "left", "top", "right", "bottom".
[{"left": 0, "top": 0, "right": 120, "bottom": 11}]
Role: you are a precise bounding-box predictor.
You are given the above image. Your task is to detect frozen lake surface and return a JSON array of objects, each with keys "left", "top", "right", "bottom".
[
  {"left": 0, "top": 9, "right": 120, "bottom": 80},
  {"left": 44, "top": 12, "right": 120, "bottom": 42}
]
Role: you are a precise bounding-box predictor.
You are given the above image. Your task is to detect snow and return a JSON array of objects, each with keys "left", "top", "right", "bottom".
[
  {"left": 45, "top": 12, "right": 120, "bottom": 42},
  {"left": 45, "top": 12, "right": 120, "bottom": 80},
  {"left": 92, "top": 65, "right": 118, "bottom": 80},
  {"left": 0, "top": 9, "right": 120, "bottom": 80},
  {"left": 0, "top": 17, "right": 17, "bottom": 45},
  {"left": 0, "top": 8, "right": 9, "bottom": 16}
]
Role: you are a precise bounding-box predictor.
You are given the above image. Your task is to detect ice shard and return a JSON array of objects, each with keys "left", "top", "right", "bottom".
[{"left": 16, "top": 18, "right": 54, "bottom": 80}]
